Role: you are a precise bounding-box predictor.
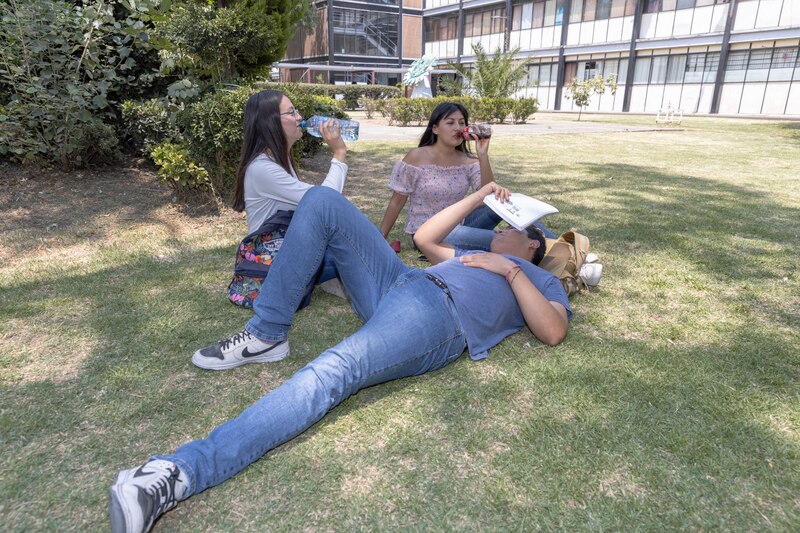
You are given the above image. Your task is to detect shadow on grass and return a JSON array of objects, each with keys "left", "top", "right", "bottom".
[
  {"left": 777, "top": 120, "right": 800, "bottom": 144},
  {"left": 1, "top": 161, "right": 799, "bottom": 528}
]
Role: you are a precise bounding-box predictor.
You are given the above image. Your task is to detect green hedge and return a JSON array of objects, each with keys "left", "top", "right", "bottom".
[
  {"left": 255, "top": 81, "right": 401, "bottom": 110},
  {"left": 369, "top": 96, "right": 538, "bottom": 126},
  {"left": 122, "top": 83, "right": 350, "bottom": 199}
]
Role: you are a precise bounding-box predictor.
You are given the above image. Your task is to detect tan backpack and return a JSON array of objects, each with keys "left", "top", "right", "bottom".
[{"left": 539, "top": 229, "right": 591, "bottom": 297}]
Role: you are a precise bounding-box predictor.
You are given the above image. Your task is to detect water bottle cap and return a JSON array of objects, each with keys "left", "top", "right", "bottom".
[{"left": 300, "top": 120, "right": 307, "bottom": 129}]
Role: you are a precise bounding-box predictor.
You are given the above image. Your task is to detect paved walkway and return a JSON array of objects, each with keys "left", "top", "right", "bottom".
[{"left": 348, "top": 110, "right": 662, "bottom": 142}]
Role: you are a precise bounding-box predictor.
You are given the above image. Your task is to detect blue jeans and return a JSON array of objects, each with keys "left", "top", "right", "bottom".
[
  {"left": 159, "top": 187, "right": 467, "bottom": 495},
  {"left": 423, "top": 204, "right": 557, "bottom": 252},
  {"left": 317, "top": 251, "right": 338, "bottom": 284}
]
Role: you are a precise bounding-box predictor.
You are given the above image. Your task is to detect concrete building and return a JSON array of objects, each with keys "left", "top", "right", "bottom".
[
  {"left": 281, "top": 0, "right": 424, "bottom": 86},
  {"left": 282, "top": 0, "right": 800, "bottom": 115}
]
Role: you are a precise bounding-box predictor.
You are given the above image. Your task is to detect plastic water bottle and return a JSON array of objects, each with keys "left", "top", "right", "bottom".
[{"left": 301, "top": 116, "right": 360, "bottom": 141}]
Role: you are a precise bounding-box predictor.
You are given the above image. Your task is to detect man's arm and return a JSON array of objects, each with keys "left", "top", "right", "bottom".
[
  {"left": 458, "top": 253, "right": 569, "bottom": 346},
  {"left": 414, "top": 182, "right": 509, "bottom": 264}
]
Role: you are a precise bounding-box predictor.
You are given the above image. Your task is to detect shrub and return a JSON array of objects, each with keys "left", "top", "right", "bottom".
[
  {"left": 0, "top": 0, "right": 165, "bottom": 169},
  {"left": 156, "top": 83, "right": 351, "bottom": 199},
  {"left": 155, "top": 1, "right": 313, "bottom": 84},
  {"left": 254, "top": 82, "right": 401, "bottom": 110},
  {"left": 121, "top": 99, "right": 182, "bottom": 156},
  {"left": 150, "top": 141, "right": 211, "bottom": 196},
  {"left": 359, "top": 98, "right": 380, "bottom": 119},
  {"left": 511, "top": 97, "right": 539, "bottom": 123},
  {"left": 376, "top": 96, "right": 536, "bottom": 126},
  {"left": 176, "top": 86, "right": 255, "bottom": 196},
  {"left": 73, "top": 121, "right": 122, "bottom": 166},
  {"left": 473, "top": 97, "right": 515, "bottom": 123}
]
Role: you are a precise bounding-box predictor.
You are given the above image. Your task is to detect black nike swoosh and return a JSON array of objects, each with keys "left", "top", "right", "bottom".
[
  {"left": 241, "top": 341, "right": 284, "bottom": 358},
  {"left": 133, "top": 465, "right": 153, "bottom": 478}
]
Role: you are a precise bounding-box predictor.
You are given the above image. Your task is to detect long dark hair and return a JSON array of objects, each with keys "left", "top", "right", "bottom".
[
  {"left": 232, "top": 90, "right": 292, "bottom": 212},
  {"left": 418, "top": 102, "right": 471, "bottom": 154}
]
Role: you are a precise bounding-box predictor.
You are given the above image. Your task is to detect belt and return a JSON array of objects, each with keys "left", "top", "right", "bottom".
[{"left": 425, "top": 273, "right": 453, "bottom": 300}]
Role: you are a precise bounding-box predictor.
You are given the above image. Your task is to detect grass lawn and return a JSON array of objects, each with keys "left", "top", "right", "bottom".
[{"left": 1, "top": 115, "right": 798, "bottom": 531}]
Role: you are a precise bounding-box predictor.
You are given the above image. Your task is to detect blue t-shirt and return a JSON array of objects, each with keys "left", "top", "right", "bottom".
[{"left": 425, "top": 250, "right": 571, "bottom": 360}]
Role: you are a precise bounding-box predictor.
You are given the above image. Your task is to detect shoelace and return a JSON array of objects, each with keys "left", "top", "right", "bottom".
[
  {"left": 146, "top": 465, "right": 181, "bottom": 522},
  {"left": 220, "top": 330, "right": 252, "bottom": 350}
]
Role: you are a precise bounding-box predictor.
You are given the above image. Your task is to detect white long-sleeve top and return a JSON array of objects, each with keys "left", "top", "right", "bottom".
[{"left": 244, "top": 153, "right": 348, "bottom": 233}]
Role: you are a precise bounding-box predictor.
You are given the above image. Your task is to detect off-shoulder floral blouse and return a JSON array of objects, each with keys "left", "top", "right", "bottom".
[{"left": 388, "top": 159, "right": 482, "bottom": 234}]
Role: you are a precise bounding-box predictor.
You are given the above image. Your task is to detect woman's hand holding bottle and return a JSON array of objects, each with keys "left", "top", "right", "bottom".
[{"left": 320, "top": 119, "right": 347, "bottom": 163}]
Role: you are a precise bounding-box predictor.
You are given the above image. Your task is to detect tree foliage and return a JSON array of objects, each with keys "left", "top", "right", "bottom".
[
  {"left": 156, "top": 0, "right": 314, "bottom": 86},
  {"left": 564, "top": 74, "right": 618, "bottom": 121},
  {"left": 447, "top": 44, "right": 529, "bottom": 99},
  {"left": 0, "top": 0, "right": 169, "bottom": 168}
]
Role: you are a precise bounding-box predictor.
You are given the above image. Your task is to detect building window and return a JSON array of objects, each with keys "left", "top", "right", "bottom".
[
  {"left": 563, "top": 62, "right": 577, "bottom": 83},
  {"left": 512, "top": 5, "right": 523, "bottom": 30},
  {"left": 610, "top": 0, "right": 626, "bottom": 18},
  {"left": 685, "top": 51, "right": 719, "bottom": 82},
  {"left": 748, "top": 49, "right": 774, "bottom": 70},
  {"left": 584, "top": 0, "right": 597, "bottom": 21},
  {"left": 571, "top": 0, "right": 634, "bottom": 22},
  {"left": 533, "top": 1, "right": 545, "bottom": 28},
  {"left": 527, "top": 62, "right": 558, "bottom": 85},
  {"left": 770, "top": 46, "right": 800, "bottom": 81},
  {"left": 666, "top": 54, "right": 687, "bottom": 82},
  {"left": 570, "top": 0, "right": 584, "bottom": 23},
  {"left": 596, "top": 0, "right": 612, "bottom": 20},
  {"left": 646, "top": 0, "right": 727, "bottom": 11},
  {"left": 465, "top": 7, "right": 507, "bottom": 37},
  {"left": 332, "top": 8, "right": 397, "bottom": 57},
  {"left": 771, "top": 47, "right": 798, "bottom": 69},
  {"left": 634, "top": 57, "right": 651, "bottom": 83},
  {"left": 651, "top": 55, "right": 669, "bottom": 83},
  {"left": 425, "top": 16, "right": 457, "bottom": 41},
  {"left": 726, "top": 51, "right": 749, "bottom": 70},
  {"left": 644, "top": 0, "right": 660, "bottom": 13},
  {"left": 512, "top": 0, "right": 565, "bottom": 30},
  {"left": 584, "top": 61, "right": 598, "bottom": 79}
]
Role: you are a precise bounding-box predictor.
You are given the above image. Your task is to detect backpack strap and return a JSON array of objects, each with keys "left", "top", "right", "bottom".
[{"left": 246, "top": 209, "right": 295, "bottom": 240}]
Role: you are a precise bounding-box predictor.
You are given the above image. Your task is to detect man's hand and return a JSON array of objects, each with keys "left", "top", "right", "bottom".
[
  {"left": 477, "top": 182, "right": 510, "bottom": 202},
  {"left": 459, "top": 252, "right": 516, "bottom": 276}
]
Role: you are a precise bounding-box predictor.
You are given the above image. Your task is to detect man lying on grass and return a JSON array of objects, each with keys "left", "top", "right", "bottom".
[{"left": 109, "top": 183, "right": 571, "bottom": 533}]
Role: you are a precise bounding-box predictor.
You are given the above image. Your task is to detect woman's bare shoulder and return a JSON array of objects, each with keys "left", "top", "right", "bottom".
[{"left": 402, "top": 147, "right": 433, "bottom": 166}]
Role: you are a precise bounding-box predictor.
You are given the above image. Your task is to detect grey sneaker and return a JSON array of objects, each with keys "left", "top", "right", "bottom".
[
  {"left": 109, "top": 459, "right": 188, "bottom": 533},
  {"left": 318, "top": 277, "right": 348, "bottom": 300},
  {"left": 192, "top": 329, "right": 289, "bottom": 370}
]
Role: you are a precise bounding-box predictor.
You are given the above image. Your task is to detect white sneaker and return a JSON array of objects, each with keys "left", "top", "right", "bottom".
[
  {"left": 585, "top": 252, "right": 599, "bottom": 264},
  {"left": 192, "top": 330, "right": 289, "bottom": 370},
  {"left": 579, "top": 262, "right": 603, "bottom": 287},
  {"left": 109, "top": 459, "right": 188, "bottom": 533}
]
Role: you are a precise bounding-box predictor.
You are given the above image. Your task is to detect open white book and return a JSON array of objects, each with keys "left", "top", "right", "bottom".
[{"left": 483, "top": 193, "right": 559, "bottom": 231}]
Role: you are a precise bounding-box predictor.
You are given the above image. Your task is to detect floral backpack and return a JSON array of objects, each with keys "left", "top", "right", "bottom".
[{"left": 227, "top": 210, "right": 314, "bottom": 309}]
